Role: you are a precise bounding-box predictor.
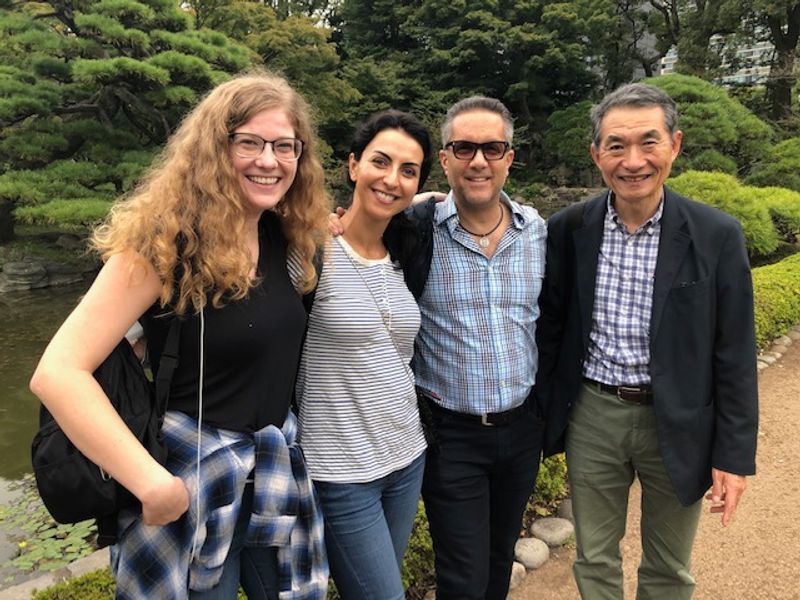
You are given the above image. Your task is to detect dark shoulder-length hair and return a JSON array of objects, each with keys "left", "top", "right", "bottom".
[{"left": 347, "top": 109, "right": 434, "bottom": 270}]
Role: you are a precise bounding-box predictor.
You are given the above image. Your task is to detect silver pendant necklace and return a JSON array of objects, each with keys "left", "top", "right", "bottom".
[{"left": 459, "top": 204, "right": 504, "bottom": 248}]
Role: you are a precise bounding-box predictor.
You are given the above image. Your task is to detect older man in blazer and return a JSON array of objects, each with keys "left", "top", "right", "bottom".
[{"left": 536, "top": 83, "right": 758, "bottom": 599}]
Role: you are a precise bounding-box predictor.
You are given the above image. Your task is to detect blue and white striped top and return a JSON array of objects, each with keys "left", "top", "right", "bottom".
[{"left": 296, "top": 236, "right": 426, "bottom": 483}]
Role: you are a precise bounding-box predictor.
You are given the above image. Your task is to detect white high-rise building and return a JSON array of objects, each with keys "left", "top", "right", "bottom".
[{"left": 659, "top": 35, "right": 773, "bottom": 85}]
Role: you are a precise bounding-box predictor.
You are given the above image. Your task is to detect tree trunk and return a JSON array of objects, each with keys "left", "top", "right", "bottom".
[
  {"left": 0, "top": 199, "right": 15, "bottom": 244},
  {"left": 767, "top": 48, "right": 796, "bottom": 122},
  {"left": 766, "top": 5, "right": 800, "bottom": 123}
]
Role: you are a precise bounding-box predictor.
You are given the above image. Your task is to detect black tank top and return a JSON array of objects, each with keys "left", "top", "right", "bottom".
[{"left": 142, "top": 212, "right": 306, "bottom": 432}]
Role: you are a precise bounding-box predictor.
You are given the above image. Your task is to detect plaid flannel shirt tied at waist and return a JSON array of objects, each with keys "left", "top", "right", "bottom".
[{"left": 112, "top": 409, "right": 328, "bottom": 600}]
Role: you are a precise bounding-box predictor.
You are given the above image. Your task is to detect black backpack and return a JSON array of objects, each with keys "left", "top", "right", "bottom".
[{"left": 30, "top": 318, "right": 181, "bottom": 547}]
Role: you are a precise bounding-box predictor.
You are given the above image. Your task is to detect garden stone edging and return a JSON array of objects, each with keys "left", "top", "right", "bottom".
[
  {"left": 3, "top": 325, "right": 797, "bottom": 600},
  {"left": 0, "top": 548, "right": 109, "bottom": 600}
]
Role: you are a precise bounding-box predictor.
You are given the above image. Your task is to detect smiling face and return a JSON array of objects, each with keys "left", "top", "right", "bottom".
[
  {"left": 348, "top": 128, "right": 424, "bottom": 223},
  {"left": 230, "top": 107, "right": 298, "bottom": 219},
  {"left": 590, "top": 105, "right": 682, "bottom": 214},
  {"left": 439, "top": 109, "right": 513, "bottom": 212}
]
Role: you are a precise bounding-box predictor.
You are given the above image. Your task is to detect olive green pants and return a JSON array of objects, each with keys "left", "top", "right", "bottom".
[{"left": 566, "top": 382, "right": 702, "bottom": 600}]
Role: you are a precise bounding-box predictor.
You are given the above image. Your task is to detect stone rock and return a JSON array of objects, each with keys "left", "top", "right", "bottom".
[
  {"left": 0, "top": 260, "right": 48, "bottom": 292},
  {"left": 557, "top": 498, "right": 574, "bottom": 521},
  {"left": 515, "top": 537, "right": 550, "bottom": 569},
  {"left": 44, "top": 263, "right": 84, "bottom": 287},
  {"left": 757, "top": 361, "right": 769, "bottom": 371},
  {"left": 530, "top": 517, "right": 574, "bottom": 547},
  {"left": 771, "top": 344, "right": 789, "bottom": 355},
  {"left": 787, "top": 330, "right": 800, "bottom": 341},
  {"left": 46, "top": 272, "right": 84, "bottom": 287},
  {"left": 759, "top": 354, "right": 777, "bottom": 365},
  {"left": 776, "top": 335, "right": 793, "bottom": 346},
  {"left": 509, "top": 561, "right": 526, "bottom": 589},
  {"left": 67, "top": 548, "right": 110, "bottom": 578},
  {"left": 55, "top": 234, "right": 84, "bottom": 250},
  {"left": 0, "top": 571, "right": 62, "bottom": 599}
]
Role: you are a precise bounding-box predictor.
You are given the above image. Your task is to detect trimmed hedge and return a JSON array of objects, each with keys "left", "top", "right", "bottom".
[
  {"left": 747, "top": 137, "right": 800, "bottom": 193},
  {"left": 668, "top": 171, "right": 800, "bottom": 259},
  {"left": 752, "top": 253, "right": 800, "bottom": 348}
]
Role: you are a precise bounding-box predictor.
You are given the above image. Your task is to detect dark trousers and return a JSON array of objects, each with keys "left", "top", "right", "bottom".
[{"left": 421, "top": 404, "right": 544, "bottom": 600}]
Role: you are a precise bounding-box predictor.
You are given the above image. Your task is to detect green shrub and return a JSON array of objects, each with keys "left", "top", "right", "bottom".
[
  {"left": 542, "top": 101, "right": 595, "bottom": 184},
  {"left": 534, "top": 454, "right": 568, "bottom": 511},
  {"left": 757, "top": 186, "right": 800, "bottom": 242},
  {"left": 747, "top": 137, "right": 800, "bottom": 192},
  {"left": 401, "top": 501, "right": 435, "bottom": 599},
  {"left": 668, "top": 171, "right": 779, "bottom": 257},
  {"left": 32, "top": 568, "right": 116, "bottom": 600},
  {"left": 752, "top": 253, "right": 800, "bottom": 348},
  {"left": 689, "top": 149, "right": 737, "bottom": 175},
  {"left": 15, "top": 199, "right": 113, "bottom": 229},
  {"left": 646, "top": 74, "right": 774, "bottom": 177}
]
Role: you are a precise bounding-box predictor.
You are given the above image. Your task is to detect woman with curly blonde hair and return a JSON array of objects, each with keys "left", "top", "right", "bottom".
[{"left": 30, "top": 71, "right": 330, "bottom": 599}]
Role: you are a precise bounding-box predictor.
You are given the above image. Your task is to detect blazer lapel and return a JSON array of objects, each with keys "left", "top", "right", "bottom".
[
  {"left": 574, "top": 195, "right": 606, "bottom": 346},
  {"left": 650, "top": 189, "right": 691, "bottom": 345}
]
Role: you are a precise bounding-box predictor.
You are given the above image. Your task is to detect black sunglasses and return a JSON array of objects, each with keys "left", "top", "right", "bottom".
[{"left": 444, "top": 140, "right": 510, "bottom": 161}]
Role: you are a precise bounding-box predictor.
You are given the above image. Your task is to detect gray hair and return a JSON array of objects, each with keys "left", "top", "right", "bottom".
[
  {"left": 441, "top": 96, "right": 514, "bottom": 146},
  {"left": 590, "top": 83, "right": 678, "bottom": 147}
]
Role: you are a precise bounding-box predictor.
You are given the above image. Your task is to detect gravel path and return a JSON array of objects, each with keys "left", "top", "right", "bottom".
[{"left": 510, "top": 337, "right": 800, "bottom": 599}]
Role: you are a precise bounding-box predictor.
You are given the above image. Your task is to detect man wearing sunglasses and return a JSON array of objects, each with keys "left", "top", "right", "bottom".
[{"left": 413, "top": 96, "right": 547, "bottom": 599}]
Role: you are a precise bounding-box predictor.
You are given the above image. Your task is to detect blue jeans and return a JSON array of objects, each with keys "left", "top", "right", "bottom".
[
  {"left": 314, "top": 452, "right": 425, "bottom": 600},
  {"left": 189, "top": 483, "right": 279, "bottom": 600}
]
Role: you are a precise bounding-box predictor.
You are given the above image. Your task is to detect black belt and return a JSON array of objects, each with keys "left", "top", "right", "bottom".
[
  {"left": 584, "top": 379, "right": 654, "bottom": 405},
  {"left": 425, "top": 396, "right": 530, "bottom": 427}
]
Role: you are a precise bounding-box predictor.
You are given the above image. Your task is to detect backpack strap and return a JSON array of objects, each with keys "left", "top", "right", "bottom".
[{"left": 154, "top": 317, "right": 182, "bottom": 422}]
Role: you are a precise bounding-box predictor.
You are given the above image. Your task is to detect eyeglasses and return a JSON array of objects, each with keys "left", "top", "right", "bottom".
[
  {"left": 444, "top": 140, "right": 510, "bottom": 161},
  {"left": 228, "top": 133, "right": 304, "bottom": 161}
]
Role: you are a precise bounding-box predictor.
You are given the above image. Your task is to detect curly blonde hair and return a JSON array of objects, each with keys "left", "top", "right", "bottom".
[{"left": 91, "top": 70, "right": 330, "bottom": 314}]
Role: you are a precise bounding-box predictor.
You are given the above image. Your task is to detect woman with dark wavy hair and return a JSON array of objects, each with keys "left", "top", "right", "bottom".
[
  {"left": 296, "top": 109, "right": 433, "bottom": 599},
  {"left": 30, "top": 71, "right": 329, "bottom": 599}
]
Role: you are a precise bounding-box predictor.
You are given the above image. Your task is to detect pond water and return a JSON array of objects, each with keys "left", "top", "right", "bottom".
[{"left": 0, "top": 284, "right": 87, "bottom": 484}]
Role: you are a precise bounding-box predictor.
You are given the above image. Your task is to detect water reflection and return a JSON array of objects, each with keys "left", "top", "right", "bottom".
[{"left": 0, "top": 284, "right": 87, "bottom": 481}]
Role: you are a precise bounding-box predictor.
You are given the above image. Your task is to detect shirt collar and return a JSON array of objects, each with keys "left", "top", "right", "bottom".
[
  {"left": 605, "top": 190, "right": 664, "bottom": 236},
  {"left": 436, "top": 190, "right": 528, "bottom": 231}
]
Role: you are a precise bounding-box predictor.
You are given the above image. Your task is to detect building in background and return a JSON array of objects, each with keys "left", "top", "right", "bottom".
[{"left": 660, "top": 35, "right": 773, "bottom": 85}]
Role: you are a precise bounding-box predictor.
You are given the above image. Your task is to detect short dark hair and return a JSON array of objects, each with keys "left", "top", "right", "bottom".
[
  {"left": 590, "top": 83, "right": 678, "bottom": 147},
  {"left": 441, "top": 96, "right": 514, "bottom": 146},
  {"left": 347, "top": 109, "right": 433, "bottom": 191}
]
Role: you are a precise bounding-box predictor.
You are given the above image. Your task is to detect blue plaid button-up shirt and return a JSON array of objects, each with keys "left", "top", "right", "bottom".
[
  {"left": 413, "top": 192, "right": 547, "bottom": 415},
  {"left": 112, "top": 410, "right": 328, "bottom": 600},
  {"left": 583, "top": 192, "right": 663, "bottom": 386}
]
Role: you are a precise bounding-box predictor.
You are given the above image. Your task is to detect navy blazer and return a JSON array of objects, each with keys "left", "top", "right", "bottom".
[{"left": 536, "top": 187, "right": 758, "bottom": 505}]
